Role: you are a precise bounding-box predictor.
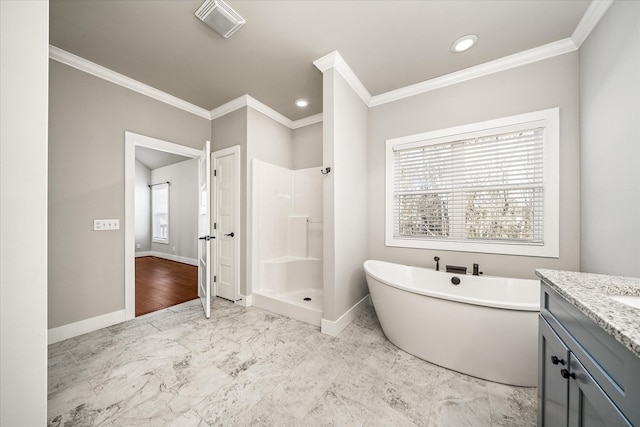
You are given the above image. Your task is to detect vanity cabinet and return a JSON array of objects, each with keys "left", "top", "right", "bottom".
[
  {"left": 538, "top": 282, "right": 640, "bottom": 427},
  {"left": 539, "top": 317, "right": 630, "bottom": 426}
]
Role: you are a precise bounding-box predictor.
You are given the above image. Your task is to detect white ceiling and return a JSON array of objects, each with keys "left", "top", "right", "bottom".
[
  {"left": 50, "top": 0, "right": 592, "bottom": 121},
  {"left": 136, "top": 146, "right": 192, "bottom": 170}
]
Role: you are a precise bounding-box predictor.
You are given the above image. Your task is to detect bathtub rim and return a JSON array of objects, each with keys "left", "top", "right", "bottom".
[{"left": 364, "top": 259, "right": 539, "bottom": 312}]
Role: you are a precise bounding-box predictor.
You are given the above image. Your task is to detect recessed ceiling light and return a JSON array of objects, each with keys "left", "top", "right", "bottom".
[
  {"left": 295, "top": 98, "right": 309, "bottom": 108},
  {"left": 451, "top": 34, "right": 478, "bottom": 53}
]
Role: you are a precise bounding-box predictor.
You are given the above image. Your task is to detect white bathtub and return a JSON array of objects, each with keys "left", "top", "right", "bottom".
[{"left": 364, "top": 259, "right": 539, "bottom": 387}]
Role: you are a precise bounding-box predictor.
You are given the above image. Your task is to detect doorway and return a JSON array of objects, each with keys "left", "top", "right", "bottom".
[
  {"left": 212, "top": 146, "right": 241, "bottom": 302},
  {"left": 124, "top": 132, "right": 202, "bottom": 320}
]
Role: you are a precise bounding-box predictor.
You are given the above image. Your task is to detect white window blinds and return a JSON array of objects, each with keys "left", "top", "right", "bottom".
[
  {"left": 393, "top": 127, "right": 544, "bottom": 245},
  {"left": 152, "top": 183, "right": 169, "bottom": 244}
]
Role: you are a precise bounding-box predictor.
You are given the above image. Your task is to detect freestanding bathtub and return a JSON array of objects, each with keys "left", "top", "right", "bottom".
[{"left": 364, "top": 259, "right": 540, "bottom": 387}]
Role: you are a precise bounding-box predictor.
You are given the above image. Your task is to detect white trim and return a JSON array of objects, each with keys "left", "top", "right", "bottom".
[
  {"left": 571, "top": 0, "right": 613, "bottom": 48},
  {"left": 209, "top": 94, "right": 323, "bottom": 130},
  {"left": 369, "top": 39, "right": 577, "bottom": 107},
  {"left": 209, "top": 94, "right": 249, "bottom": 120},
  {"left": 51, "top": 8, "right": 611, "bottom": 133},
  {"left": 212, "top": 145, "right": 242, "bottom": 302},
  {"left": 137, "top": 251, "right": 198, "bottom": 267},
  {"left": 313, "top": 50, "right": 372, "bottom": 106},
  {"left": 235, "top": 294, "right": 253, "bottom": 307},
  {"left": 291, "top": 113, "right": 323, "bottom": 130},
  {"left": 385, "top": 108, "right": 560, "bottom": 258},
  {"left": 48, "top": 310, "right": 126, "bottom": 344},
  {"left": 320, "top": 294, "right": 370, "bottom": 337},
  {"left": 125, "top": 131, "right": 202, "bottom": 320},
  {"left": 246, "top": 95, "right": 292, "bottom": 128},
  {"left": 49, "top": 45, "right": 211, "bottom": 120},
  {"left": 49, "top": 45, "right": 325, "bottom": 130}
]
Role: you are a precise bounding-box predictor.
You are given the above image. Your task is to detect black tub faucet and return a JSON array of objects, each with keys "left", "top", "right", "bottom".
[
  {"left": 434, "top": 256, "right": 440, "bottom": 271},
  {"left": 473, "top": 263, "right": 483, "bottom": 276}
]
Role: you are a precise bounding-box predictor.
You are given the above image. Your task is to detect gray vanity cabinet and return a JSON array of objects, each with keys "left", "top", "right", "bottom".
[
  {"left": 538, "top": 281, "right": 639, "bottom": 427},
  {"left": 539, "top": 317, "right": 570, "bottom": 426},
  {"left": 567, "top": 352, "right": 630, "bottom": 427},
  {"left": 539, "top": 316, "right": 631, "bottom": 426}
]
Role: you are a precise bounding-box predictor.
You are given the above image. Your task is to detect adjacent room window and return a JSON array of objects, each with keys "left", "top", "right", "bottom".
[
  {"left": 385, "top": 108, "right": 559, "bottom": 257},
  {"left": 151, "top": 183, "right": 169, "bottom": 244}
]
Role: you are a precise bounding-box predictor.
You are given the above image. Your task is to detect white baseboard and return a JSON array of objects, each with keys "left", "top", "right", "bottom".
[
  {"left": 235, "top": 294, "right": 253, "bottom": 307},
  {"left": 137, "top": 251, "right": 198, "bottom": 266},
  {"left": 321, "top": 294, "right": 370, "bottom": 337},
  {"left": 48, "top": 309, "right": 126, "bottom": 344}
]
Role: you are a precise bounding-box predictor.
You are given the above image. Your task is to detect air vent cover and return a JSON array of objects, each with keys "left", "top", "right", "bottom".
[{"left": 195, "top": 0, "right": 245, "bottom": 38}]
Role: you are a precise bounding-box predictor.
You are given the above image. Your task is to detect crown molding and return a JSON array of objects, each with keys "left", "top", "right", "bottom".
[
  {"left": 49, "top": 47, "right": 323, "bottom": 129},
  {"left": 571, "top": 0, "right": 613, "bottom": 48},
  {"left": 209, "top": 95, "right": 322, "bottom": 129},
  {"left": 314, "top": 50, "right": 372, "bottom": 106},
  {"left": 209, "top": 94, "right": 249, "bottom": 120},
  {"left": 245, "top": 95, "right": 293, "bottom": 128},
  {"left": 369, "top": 38, "right": 578, "bottom": 107},
  {"left": 49, "top": 45, "right": 211, "bottom": 120},
  {"left": 291, "top": 113, "right": 323, "bottom": 129}
]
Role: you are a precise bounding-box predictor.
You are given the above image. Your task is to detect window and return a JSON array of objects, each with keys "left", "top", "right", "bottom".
[
  {"left": 386, "top": 108, "right": 559, "bottom": 257},
  {"left": 152, "top": 183, "right": 169, "bottom": 244}
]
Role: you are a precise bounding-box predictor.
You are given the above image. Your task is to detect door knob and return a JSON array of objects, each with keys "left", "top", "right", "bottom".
[
  {"left": 224, "top": 232, "right": 235, "bottom": 238},
  {"left": 198, "top": 236, "right": 214, "bottom": 241}
]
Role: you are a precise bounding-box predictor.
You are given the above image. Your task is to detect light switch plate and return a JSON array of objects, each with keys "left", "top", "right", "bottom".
[{"left": 93, "top": 219, "right": 120, "bottom": 231}]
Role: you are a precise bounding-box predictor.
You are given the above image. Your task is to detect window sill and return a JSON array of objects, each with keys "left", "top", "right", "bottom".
[
  {"left": 152, "top": 239, "right": 169, "bottom": 245},
  {"left": 386, "top": 236, "right": 558, "bottom": 258}
]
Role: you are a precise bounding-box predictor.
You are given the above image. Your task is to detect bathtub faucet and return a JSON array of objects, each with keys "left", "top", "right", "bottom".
[
  {"left": 473, "top": 263, "right": 483, "bottom": 276},
  {"left": 434, "top": 256, "right": 440, "bottom": 271}
]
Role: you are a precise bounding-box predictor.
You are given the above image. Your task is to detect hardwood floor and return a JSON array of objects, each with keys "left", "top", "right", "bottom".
[{"left": 135, "top": 256, "right": 198, "bottom": 316}]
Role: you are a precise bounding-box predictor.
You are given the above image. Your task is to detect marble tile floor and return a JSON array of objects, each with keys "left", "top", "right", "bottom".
[{"left": 48, "top": 298, "right": 537, "bottom": 426}]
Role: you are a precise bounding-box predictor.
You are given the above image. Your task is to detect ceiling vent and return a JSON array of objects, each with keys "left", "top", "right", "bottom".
[{"left": 195, "top": 0, "right": 246, "bottom": 39}]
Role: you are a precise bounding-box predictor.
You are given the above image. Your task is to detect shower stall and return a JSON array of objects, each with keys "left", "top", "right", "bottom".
[{"left": 251, "top": 159, "right": 323, "bottom": 326}]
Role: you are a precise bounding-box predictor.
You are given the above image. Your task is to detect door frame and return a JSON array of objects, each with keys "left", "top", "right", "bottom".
[
  {"left": 212, "top": 145, "right": 241, "bottom": 303},
  {"left": 124, "top": 131, "right": 202, "bottom": 320}
]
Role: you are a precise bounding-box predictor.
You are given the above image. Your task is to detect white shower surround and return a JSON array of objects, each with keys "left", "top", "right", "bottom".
[{"left": 251, "top": 159, "right": 323, "bottom": 325}]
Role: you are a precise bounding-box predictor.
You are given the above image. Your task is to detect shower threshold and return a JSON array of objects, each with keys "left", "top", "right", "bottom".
[{"left": 252, "top": 288, "right": 323, "bottom": 327}]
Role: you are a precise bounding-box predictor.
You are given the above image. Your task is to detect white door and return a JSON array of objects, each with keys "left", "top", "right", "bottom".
[
  {"left": 212, "top": 146, "right": 240, "bottom": 302},
  {"left": 198, "top": 140, "right": 212, "bottom": 317}
]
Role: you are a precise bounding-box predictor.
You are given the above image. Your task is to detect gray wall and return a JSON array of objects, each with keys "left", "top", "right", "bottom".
[
  {"left": 150, "top": 159, "right": 199, "bottom": 262},
  {"left": 211, "top": 108, "right": 248, "bottom": 295},
  {"left": 135, "top": 160, "right": 151, "bottom": 252},
  {"left": 0, "top": 1, "right": 49, "bottom": 424},
  {"left": 49, "top": 61, "right": 210, "bottom": 328},
  {"left": 580, "top": 0, "right": 640, "bottom": 277},
  {"left": 368, "top": 53, "right": 580, "bottom": 280},
  {"left": 293, "top": 121, "right": 323, "bottom": 169},
  {"left": 247, "top": 108, "right": 294, "bottom": 169},
  {"left": 323, "top": 70, "right": 370, "bottom": 321}
]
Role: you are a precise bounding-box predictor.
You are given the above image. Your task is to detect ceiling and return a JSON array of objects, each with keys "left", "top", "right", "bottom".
[
  {"left": 136, "top": 146, "right": 192, "bottom": 170},
  {"left": 50, "top": 0, "right": 591, "bottom": 121}
]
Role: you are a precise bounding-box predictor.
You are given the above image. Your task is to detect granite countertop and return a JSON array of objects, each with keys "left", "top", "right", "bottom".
[{"left": 536, "top": 269, "right": 640, "bottom": 358}]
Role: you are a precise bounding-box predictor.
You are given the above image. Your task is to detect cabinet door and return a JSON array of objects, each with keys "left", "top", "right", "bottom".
[
  {"left": 539, "top": 316, "right": 570, "bottom": 426},
  {"left": 568, "top": 355, "right": 631, "bottom": 427}
]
